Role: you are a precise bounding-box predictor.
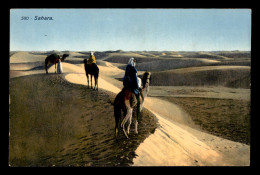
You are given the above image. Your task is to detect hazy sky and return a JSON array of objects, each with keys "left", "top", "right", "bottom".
[{"left": 10, "top": 9, "right": 251, "bottom": 51}]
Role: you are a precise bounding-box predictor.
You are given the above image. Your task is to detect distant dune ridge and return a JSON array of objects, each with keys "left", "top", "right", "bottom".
[
  {"left": 9, "top": 50, "right": 250, "bottom": 166},
  {"left": 151, "top": 66, "right": 250, "bottom": 88},
  {"left": 100, "top": 50, "right": 250, "bottom": 89}
]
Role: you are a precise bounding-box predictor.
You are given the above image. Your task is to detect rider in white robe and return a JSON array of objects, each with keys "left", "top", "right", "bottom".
[{"left": 57, "top": 59, "right": 63, "bottom": 74}]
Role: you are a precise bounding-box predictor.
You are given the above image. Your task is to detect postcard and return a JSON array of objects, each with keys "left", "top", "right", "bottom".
[{"left": 9, "top": 8, "right": 251, "bottom": 166}]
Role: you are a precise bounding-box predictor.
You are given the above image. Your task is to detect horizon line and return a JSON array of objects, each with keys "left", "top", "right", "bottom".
[{"left": 10, "top": 49, "right": 251, "bottom": 52}]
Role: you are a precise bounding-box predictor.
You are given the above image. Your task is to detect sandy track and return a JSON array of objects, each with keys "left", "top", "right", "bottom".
[{"left": 58, "top": 62, "right": 250, "bottom": 166}]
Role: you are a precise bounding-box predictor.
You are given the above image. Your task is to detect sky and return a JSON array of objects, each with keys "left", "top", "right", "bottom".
[{"left": 10, "top": 9, "right": 251, "bottom": 51}]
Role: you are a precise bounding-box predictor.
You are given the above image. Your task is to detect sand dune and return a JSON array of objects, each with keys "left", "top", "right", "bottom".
[
  {"left": 10, "top": 51, "right": 46, "bottom": 63},
  {"left": 159, "top": 65, "right": 250, "bottom": 74},
  {"left": 9, "top": 74, "right": 159, "bottom": 166},
  {"left": 149, "top": 86, "right": 250, "bottom": 101},
  {"left": 9, "top": 51, "right": 250, "bottom": 166},
  {"left": 133, "top": 111, "right": 221, "bottom": 166},
  {"left": 152, "top": 65, "right": 250, "bottom": 88},
  {"left": 133, "top": 110, "right": 250, "bottom": 166},
  {"left": 59, "top": 62, "right": 249, "bottom": 166}
]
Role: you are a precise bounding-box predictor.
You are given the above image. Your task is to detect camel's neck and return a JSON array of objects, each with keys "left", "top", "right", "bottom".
[
  {"left": 142, "top": 84, "right": 149, "bottom": 99},
  {"left": 140, "top": 80, "right": 149, "bottom": 105}
]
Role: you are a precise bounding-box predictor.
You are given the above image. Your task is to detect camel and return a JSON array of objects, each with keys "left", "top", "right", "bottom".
[
  {"left": 45, "top": 54, "right": 69, "bottom": 74},
  {"left": 83, "top": 59, "right": 99, "bottom": 91},
  {"left": 114, "top": 72, "right": 151, "bottom": 139}
]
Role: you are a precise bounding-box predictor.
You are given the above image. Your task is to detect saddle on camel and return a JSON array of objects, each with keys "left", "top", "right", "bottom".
[
  {"left": 83, "top": 52, "right": 99, "bottom": 90},
  {"left": 114, "top": 58, "right": 151, "bottom": 139}
]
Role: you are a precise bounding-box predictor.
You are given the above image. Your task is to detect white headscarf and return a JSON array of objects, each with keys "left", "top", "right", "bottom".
[
  {"left": 128, "top": 57, "right": 136, "bottom": 67},
  {"left": 91, "top": 52, "right": 94, "bottom": 56}
]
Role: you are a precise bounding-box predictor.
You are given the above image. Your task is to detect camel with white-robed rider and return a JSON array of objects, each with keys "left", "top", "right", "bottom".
[
  {"left": 83, "top": 52, "right": 99, "bottom": 91},
  {"left": 114, "top": 71, "right": 151, "bottom": 139}
]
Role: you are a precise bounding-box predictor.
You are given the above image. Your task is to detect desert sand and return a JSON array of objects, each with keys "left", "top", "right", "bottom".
[
  {"left": 9, "top": 51, "right": 250, "bottom": 166},
  {"left": 47, "top": 57, "right": 250, "bottom": 166}
]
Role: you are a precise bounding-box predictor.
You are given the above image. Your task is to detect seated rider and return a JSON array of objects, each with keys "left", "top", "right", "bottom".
[
  {"left": 123, "top": 57, "right": 141, "bottom": 120},
  {"left": 87, "top": 52, "right": 97, "bottom": 64}
]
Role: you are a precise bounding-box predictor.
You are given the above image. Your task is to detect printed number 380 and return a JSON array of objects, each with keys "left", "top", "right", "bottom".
[{"left": 21, "top": 16, "right": 29, "bottom": 20}]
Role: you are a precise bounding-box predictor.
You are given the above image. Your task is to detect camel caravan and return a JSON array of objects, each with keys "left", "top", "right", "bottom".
[
  {"left": 44, "top": 52, "right": 151, "bottom": 139},
  {"left": 45, "top": 52, "right": 99, "bottom": 90}
]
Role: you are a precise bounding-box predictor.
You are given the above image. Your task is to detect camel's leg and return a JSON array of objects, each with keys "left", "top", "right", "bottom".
[
  {"left": 46, "top": 63, "right": 48, "bottom": 74},
  {"left": 97, "top": 78, "right": 98, "bottom": 91},
  {"left": 121, "top": 101, "right": 131, "bottom": 128},
  {"left": 127, "top": 112, "right": 133, "bottom": 135},
  {"left": 134, "top": 120, "right": 138, "bottom": 134},
  {"left": 94, "top": 77, "right": 96, "bottom": 90},
  {"left": 114, "top": 99, "right": 121, "bottom": 139},
  {"left": 91, "top": 75, "right": 93, "bottom": 89},
  {"left": 45, "top": 60, "right": 49, "bottom": 74},
  {"left": 121, "top": 112, "right": 128, "bottom": 128},
  {"left": 121, "top": 107, "right": 132, "bottom": 139},
  {"left": 122, "top": 121, "right": 129, "bottom": 139},
  {"left": 86, "top": 74, "right": 89, "bottom": 88},
  {"left": 94, "top": 77, "right": 98, "bottom": 91},
  {"left": 115, "top": 113, "right": 120, "bottom": 139},
  {"left": 115, "top": 123, "right": 119, "bottom": 139},
  {"left": 55, "top": 63, "right": 56, "bottom": 73}
]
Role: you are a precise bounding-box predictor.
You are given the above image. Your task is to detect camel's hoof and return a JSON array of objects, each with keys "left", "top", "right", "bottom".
[{"left": 123, "top": 130, "right": 129, "bottom": 139}]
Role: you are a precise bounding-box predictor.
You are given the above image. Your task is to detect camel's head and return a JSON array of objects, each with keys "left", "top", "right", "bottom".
[
  {"left": 142, "top": 71, "right": 151, "bottom": 88},
  {"left": 61, "top": 54, "right": 69, "bottom": 61}
]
